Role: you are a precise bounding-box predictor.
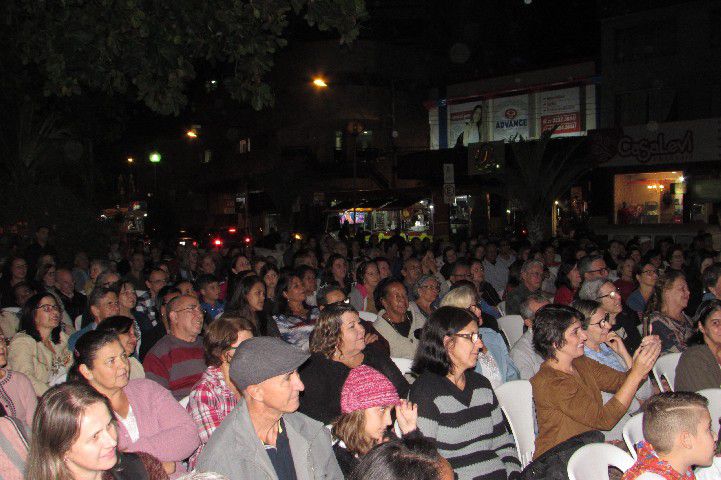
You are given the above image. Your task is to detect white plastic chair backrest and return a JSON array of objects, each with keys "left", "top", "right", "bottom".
[
  {"left": 179, "top": 396, "right": 190, "bottom": 408},
  {"left": 497, "top": 315, "right": 524, "bottom": 348},
  {"left": 494, "top": 380, "right": 535, "bottom": 468},
  {"left": 358, "top": 311, "right": 377, "bottom": 323},
  {"left": 622, "top": 414, "right": 644, "bottom": 460},
  {"left": 652, "top": 352, "right": 681, "bottom": 392},
  {"left": 74, "top": 314, "right": 83, "bottom": 331},
  {"left": 497, "top": 301, "right": 506, "bottom": 316},
  {"left": 567, "top": 443, "right": 635, "bottom": 480},
  {"left": 391, "top": 357, "right": 413, "bottom": 376},
  {"left": 135, "top": 290, "right": 147, "bottom": 298},
  {"left": 698, "top": 388, "right": 721, "bottom": 435}
]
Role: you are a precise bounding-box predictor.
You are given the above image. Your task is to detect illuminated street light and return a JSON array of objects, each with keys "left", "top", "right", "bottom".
[
  {"left": 149, "top": 151, "right": 161, "bottom": 163},
  {"left": 312, "top": 77, "right": 328, "bottom": 88},
  {"left": 127, "top": 157, "right": 134, "bottom": 164},
  {"left": 186, "top": 129, "right": 198, "bottom": 139}
]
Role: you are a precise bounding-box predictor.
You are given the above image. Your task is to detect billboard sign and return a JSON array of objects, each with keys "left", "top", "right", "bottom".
[
  {"left": 492, "top": 95, "right": 529, "bottom": 141},
  {"left": 540, "top": 87, "right": 581, "bottom": 136}
]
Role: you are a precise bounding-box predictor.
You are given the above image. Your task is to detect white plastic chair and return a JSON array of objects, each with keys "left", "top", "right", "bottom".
[
  {"left": 358, "top": 311, "right": 377, "bottom": 322},
  {"left": 567, "top": 443, "right": 635, "bottom": 480},
  {"left": 74, "top": 314, "right": 83, "bottom": 331},
  {"left": 652, "top": 352, "right": 681, "bottom": 392},
  {"left": 391, "top": 357, "right": 413, "bottom": 376},
  {"left": 497, "top": 301, "right": 506, "bottom": 316},
  {"left": 497, "top": 315, "right": 524, "bottom": 348},
  {"left": 698, "top": 388, "right": 721, "bottom": 435},
  {"left": 179, "top": 396, "right": 190, "bottom": 408},
  {"left": 494, "top": 380, "right": 535, "bottom": 468},
  {"left": 622, "top": 414, "right": 644, "bottom": 459}
]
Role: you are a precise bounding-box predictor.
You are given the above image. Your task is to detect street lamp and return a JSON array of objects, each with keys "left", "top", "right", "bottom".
[
  {"left": 312, "top": 77, "right": 328, "bottom": 88},
  {"left": 127, "top": 157, "right": 134, "bottom": 164},
  {"left": 149, "top": 151, "right": 161, "bottom": 192}
]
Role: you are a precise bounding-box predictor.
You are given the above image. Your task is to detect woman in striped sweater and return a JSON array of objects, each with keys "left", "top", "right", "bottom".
[{"left": 410, "top": 306, "right": 521, "bottom": 480}]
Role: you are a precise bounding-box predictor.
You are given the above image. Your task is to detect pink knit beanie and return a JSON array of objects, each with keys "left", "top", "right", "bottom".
[{"left": 340, "top": 365, "right": 400, "bottom": 414}]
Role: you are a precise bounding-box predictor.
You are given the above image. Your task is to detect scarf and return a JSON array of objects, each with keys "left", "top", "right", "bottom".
[{"left": 623, "top": 441, "right": 695, "bottom": 480}]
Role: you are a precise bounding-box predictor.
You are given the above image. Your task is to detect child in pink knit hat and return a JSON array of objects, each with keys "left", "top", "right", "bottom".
[{"left": 332, "top": 365, "right": 418, "bottom": 477}]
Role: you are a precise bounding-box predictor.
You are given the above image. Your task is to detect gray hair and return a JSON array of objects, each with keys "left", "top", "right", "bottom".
[
  {"left": 177, "top": 473, "right": 229, "bottom": 480},
  {"left": 519, "top": 293, "right": 549, "bottom": 320},
  {"left": 578, "top": 278, "right": 611, "bottom": 301},
  {"left": 571, "top": 298, "right": 602, "bottom": 329},
  {"left": 413, "top": 274, "right": 438, "bottom": 299},
  {"left": 520, "top": 259, "right": 544, "bottom": 274},
  {"left": 578, "top": 255, "right": 603, "bottom": 277}
]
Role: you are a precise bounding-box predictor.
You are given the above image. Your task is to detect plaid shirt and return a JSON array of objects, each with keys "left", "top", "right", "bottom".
[
  {"left": 186, "top": 366, "right": 238, "bottom": 469},
  {"left": 135, "top": 292, "right": 158, "bottom": 326}
]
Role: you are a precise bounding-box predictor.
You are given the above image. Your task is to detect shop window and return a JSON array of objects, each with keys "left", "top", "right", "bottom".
[{"left": 614, "top": 171, "right": 684, "bottom": 225}]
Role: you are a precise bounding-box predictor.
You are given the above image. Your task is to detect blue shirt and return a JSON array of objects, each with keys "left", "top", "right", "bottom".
[
  {"left": 68, "top": 322, "right": 97, "bottom": 352},
  {"left": 476, "top": 327, "right": 520, "bottom": 382},
  {"left": 626, "top": 289, "right": 647, "bottom": 315},
  {"left": 584, "top": 343, "right": 627, "bottom": 372},
  {"left": 201, "top": 300, "right": 225, "bottom": 321}
]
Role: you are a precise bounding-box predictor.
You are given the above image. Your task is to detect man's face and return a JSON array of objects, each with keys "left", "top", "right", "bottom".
[
  {"left": 169, "top": 296, "right": 203, "bottom": 339},
  {"left": 485, "top": 245, "right": 498, "bottom": 262},
  {"left": 36, "top": 227, "right": 49, "bottom": 243},
  {"left": 145, "top": 270, "right": 168, "bottom": 297},
  {"left": 255, "top": 370, "right": 305, "bottom": 414},
  {"left": 688, "top": 409, "right": 716, "bottom": 469},
  {"left": 521, "top": 264, "right": 544, "bottom": 292},
  {"left": 92, "top": 292, "right": 120, "bottom": 322},
  {"left": 584, "top": 259, "right": 609, "bottom": 281},
  {"left": 201, "top": 282, "right": 221, "bottom": 302},
  {"left": 450, "top": 265, "right": 472, "bottom": 285},
  {"left": 131, "top": 254, "right": 145, "bottom": 271},
  {"left": 402, "top": 259, "right": 422, "bottom": 286},
  {"left": 56, "top": 270, "right": 75, "bottom": 296}
]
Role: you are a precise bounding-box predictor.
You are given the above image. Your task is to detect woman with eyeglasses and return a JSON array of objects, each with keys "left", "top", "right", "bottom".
[
  {"left": 186, "top": 315, "right": 254, "bottom": 469},
  {"left": 644, "top": 269, "right": 692, "bottom": 353},
  {"left": 410, "top": 306, "right": 521, "bottom": 480},
  {"left": 7, "top": 293, "right": 72, "bottom": 395},
  {"left": 579, "top": 278, "right": 643, "bottom": 354},
  {"left": 627, "top": 260, "right": 659, "bottom": 316},
  {"left": 412, "top": 275, "right": 440, "bottom": 320}
]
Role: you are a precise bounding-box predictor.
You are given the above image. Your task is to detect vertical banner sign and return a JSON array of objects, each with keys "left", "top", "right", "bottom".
[
  {"left": 492, "top": 95, "right": 530, "bottom": 141},
  {"left": 443, "top": 184, "right": 456, "bottom": 205},
  {"left": 443, "top": 163, "right": 455, "bottom": 184},
  {"left": 540, "top": 87, "right": 581, "bottom": 137}
]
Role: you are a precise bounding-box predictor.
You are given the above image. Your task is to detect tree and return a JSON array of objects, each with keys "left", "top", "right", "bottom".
[{"left": 492, "top": 129, "right": 595, "bottom": 243}]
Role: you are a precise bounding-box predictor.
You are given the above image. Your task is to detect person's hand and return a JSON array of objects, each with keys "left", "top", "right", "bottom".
[
  {"left": 162, "top": 461, "right": 176, "bottom": 475},
  {"left": 395, "top": 399, "right": 418, "bottom": 435},
  {"left": 605, "top": 332, "right": 628, "bottom": 356},
  {"left": 630, "top": 339, "right": 661, "bottom": 379},
  {"left": 364, "top": 332, "right": 379, "bottom": 345}
]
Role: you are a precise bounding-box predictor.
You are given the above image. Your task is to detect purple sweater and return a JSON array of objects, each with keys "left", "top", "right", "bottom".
[{"left": 117, "top": 378, "right": 200, "bottom": 478}]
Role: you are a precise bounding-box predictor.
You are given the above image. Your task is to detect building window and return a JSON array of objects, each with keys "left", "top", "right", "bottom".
[
  {"left": 334, "top": 131, "right": 343, "bottom": 151},
  {"left": 614, "top": 171, "right": 685, "bottom": 225},
  {"left": 239, "top": 138, "right": 251, "bottom": 154},
  {"left": 614, "top": 19, "right": 677, "bottom": 63}
]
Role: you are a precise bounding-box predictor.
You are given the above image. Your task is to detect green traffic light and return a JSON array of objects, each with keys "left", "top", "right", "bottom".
[{"left": 149, "top": 151, "right": 161, "bottom": 163}]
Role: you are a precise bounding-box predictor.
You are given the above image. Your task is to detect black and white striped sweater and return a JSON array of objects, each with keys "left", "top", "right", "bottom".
[{"left": 409, "top": 370, "right": 521, "bottom": 480}]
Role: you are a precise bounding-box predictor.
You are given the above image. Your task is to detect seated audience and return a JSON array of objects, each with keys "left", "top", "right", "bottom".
[
  {"left": 627, "top": 260, "right": 658, "bottom": 316},
  {"left": 198, "top": 274, "right": 224, "bottom": 322},
  {"left": 530, "top": 304, "right": 659, "bottom": 464},
  {"left": 69, "top": 330, "right": 199, "bottom": 478},
  {"left": 615, "top": 258, "right": 637, "bottom": 304},
  {"left": 510, "top": 293, "right": 549, "bottom": 380},
  {"left": 143, "top": 294, "right": 206, "bottom": 400},
  {"left": 68, "top": 287, "right": 120, "bottom": 351},
  {"left": 332, "top": 365, "right": 418, "bottom": 476},
  {"left": 373, "top": 278, "right": 426, "bottom": 360},
  {"left": 410, "top": 306, "right": 521, "bottom": 480},
  {"left": 96, "top": 315, "right": 145, "bottom": 379},
  {"left": 645, "top": 270, "right": 693, "bottom": 353},
  {"left": 412, "top": 274, "right": 440, "bottom": 321},
  {"left": 0, "top": 414, "right": 30, "bottom": 480},
  {"left": 505, "top": 259, "right": 544, "bottom": 316},
  {"left": 348, "top": 436, "right": 453, "bottom": 480},
  {"left": 701, "top": 262, "right": 721, "bottom": 302},
  {"left": 470, "top": 258, "right": 502, "bottom": 307},
  {"left": 298, "top": 303, "right": 408, "bottom": 425},
  {"left": 187, "top": 315, "right": 254, "bottom": 468},
  {"left": 226, "top": 274, "right": 280, "bottom": 336},
  {"left": 119, "top": 280, "right": 165, "bottom": 360},
  {"left": 272, "top": 273, "right": 320, "bottom": 351},
  {"left": 553, "top": 262, "right": 581, "bottom": 305},
  {"left": 26, "top": 381, "right": 168, "bottom": 480},
  {"left": 579, "top": 278, "right": 642, "bottom": 354},
  {"left": 195, "top": 337, "right": 343, "bottom": 479},
  {"left": 0, "top": 331, "right": 36, "bottom": 426},
  {"left": 622, "top": 392, "right": 715, "bottom": 480},
  {"left": 349, "top": 260, "right": 381, "bottom": 313},
  {"left": 675, "top": 299, "right": 721, "bottom": 391},
  {"left": 8, "top": 292, "right": 72, "bottom": 395}
]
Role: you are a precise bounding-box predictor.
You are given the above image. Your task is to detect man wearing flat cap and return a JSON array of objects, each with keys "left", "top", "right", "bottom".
[{"left": 195, "top": 337, "right": 343, "bottom": 480}]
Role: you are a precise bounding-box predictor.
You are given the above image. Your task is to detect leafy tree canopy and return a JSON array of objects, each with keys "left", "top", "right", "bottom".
[{"left": 4, "top": 0, "right": 366, "bottom": 114}]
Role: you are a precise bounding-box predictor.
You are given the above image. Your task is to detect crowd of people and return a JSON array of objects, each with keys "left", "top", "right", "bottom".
[{"left": 1, "top": 225, "right": 721, "bottom": 479}]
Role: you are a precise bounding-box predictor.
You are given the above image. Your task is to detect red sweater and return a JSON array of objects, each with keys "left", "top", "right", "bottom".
[{"left": 143, "top": 335, "right": 206, "bottom": 400}]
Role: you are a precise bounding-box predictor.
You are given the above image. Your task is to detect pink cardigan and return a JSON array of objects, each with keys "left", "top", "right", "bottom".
[{"left": 117, "top": 379, "right": 200, "bottom": 478}]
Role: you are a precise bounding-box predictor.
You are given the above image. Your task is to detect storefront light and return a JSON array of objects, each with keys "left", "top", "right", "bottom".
[{"left": 678, "top": 176, "right": 685, "bottom": 183}]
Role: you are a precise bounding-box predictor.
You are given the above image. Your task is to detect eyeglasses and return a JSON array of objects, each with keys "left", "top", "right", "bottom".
[
  {"left": 597, "top": 290, "right": 620, "bottom": 300},
  {"left": 587, "top": 267, "right": 609, "bottom": 275},
  {"left": 453, "top": 332, "right": 481, "bottom": 343},
  {"left": 588, "top": 313, "right": 611, "bottom": 328},
  {"left": 35, "top": 304, "right": 60, "bottom": 313},
  {"left": 173, "top": 304, "right": 203, "bottom": 314}
]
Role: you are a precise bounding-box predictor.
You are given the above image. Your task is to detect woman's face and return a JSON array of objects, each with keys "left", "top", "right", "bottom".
[
  {"left": 118, "top": 283, "right": 137, "bottom": 310},
  {"left": 332, "top": 258, "right": 348, "bottom": 282},
  {"left": 700, "top": 309, "right": 721, "bottom": 347},
  {"left": 669, "top": 249, "right": 685, "bottom": 270},
  {"left": 283, "top": 276, "right": 306, "bottom": 304},
  {"left": 11, "top": 258, "right": 27, "bottom": 280},
  {"left": 34, "top": 296, "right": 61, "bottom": 331},
  {"left": 637, "top": 265, "right": 659, "bottom": 288},
  {"left": 663, "top": 277, "right": 690, "bottom": 310},
  {"left": 43, "top": 266, "right": 56, "bottom": 287},
  {"left": 543, "top": 247, "right": 555, "bottom": 265},
  {"left": 246, "top": 282, "right": 266, "bottom": 312},
  {"left": 598, "top": 282, "right": 623, "bottom": 315},
  {"left": 64, "top": 401, "right": 118, "bottom": 477},
  {"left": 363, "top": 263, "right": 380, "bottom": 289},
  {"left": 418, "top": 278, "right": 440, "bottom": 303},
  {"left": 301, "top": 270, "right": 317, "bottom": 296},
  {"left": 200, "top": 256, "right": 216, "bottom": 275},
  {"left": 620, "top": 259, "right": 635, "bottom": 279},
  {"left": 474, "top": 245, "right": 485, "bottom": 260},
  {"left": 253, "top": 260, "right": 266, "bottom": 276},
  {"left": 583, "top": 309, "right": 611, "bottom": 347},
  {"left": 630, "top": 249, "right": 642, "bottom": 264},
  {"left": 377, "top": 260, "right": 391, "bottom": 280},
  {"left": 568, "top": 264, "right": 582, "bottom": 288},
  {"left": 90, "top": 263, "right": 104, "bottom": 280},
  {"left": 470, "top": 262, "right": 485, "bottom": 283},
  {"left": 337, "top": 311, "right": 366, "bottom": 357},
  {"left": 446, "top": 321, "right": 482, "bottom": 372},
  {"left": 264, "top": 270, "right": 279, "bottom": 291},
  {"left": 556, "top": 320, "right": 588, "bottom": 360},
  {"left": 381, "top": 283, "right": 408, "bottom": 316},
  {"left": 234, "top": 256, "right": 251, "bottom": 272},
  {"left": 363, "top": 405, "right": 393, "bottom": 446},
  {"left": 85, "top": 341, "right": 130, "bottom": 392},
  {"left": 117, "top": 328, "right": 138, "bottom": 357}
]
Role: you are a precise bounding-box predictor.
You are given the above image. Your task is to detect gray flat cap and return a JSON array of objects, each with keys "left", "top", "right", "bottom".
[{"left": 229, "top": 337, "right": 310, "bottom": 391}]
